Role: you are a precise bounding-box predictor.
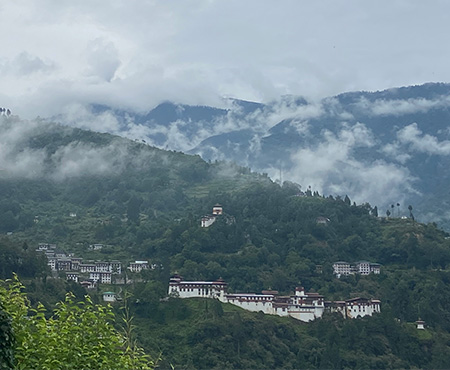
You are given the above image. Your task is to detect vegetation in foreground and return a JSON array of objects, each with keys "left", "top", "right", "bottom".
[{"left": 0, "top": 276, "right": 156, "bottom": 370}]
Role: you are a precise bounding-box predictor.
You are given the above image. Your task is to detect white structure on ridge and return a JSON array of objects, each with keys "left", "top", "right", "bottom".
[
  {"left": 201, "top": 204, "right": 223, "bottom": 227},
  {"left": 168, "top": 276, "right": 379, "bottom": 322},
  {"left": 212, "top": 204, "right": 223, "bottom": 215}
]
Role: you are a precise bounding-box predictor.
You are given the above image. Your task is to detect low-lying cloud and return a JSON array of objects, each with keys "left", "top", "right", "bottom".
[
  {"left": 0, "top": 52, "right": 55, "bottom": 77},
  {"left": 356, "top": 96, "right": 450, "bottom": 117},
  {"left": 281, "top": 122, "right": 416, "bottom": 208},
  {"left": 397, "top": 123, "right": 450, "bottom": 155},
  {"left": 0, "top": 116, "right": 137, "bottom": 181}
]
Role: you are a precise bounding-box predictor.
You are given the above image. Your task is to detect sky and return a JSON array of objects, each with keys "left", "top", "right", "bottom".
[{"left": 1, "top": 0, "right": 450, "bottom": 119}]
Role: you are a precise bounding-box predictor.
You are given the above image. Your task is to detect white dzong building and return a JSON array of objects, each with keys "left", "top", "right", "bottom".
[{"left": 168, "top": 276, "right": 345, "bottom": 322}]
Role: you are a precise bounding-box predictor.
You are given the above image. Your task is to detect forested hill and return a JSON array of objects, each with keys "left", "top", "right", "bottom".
[
  {"left": 0, "top": 114, "right": 265, "bottom": 238},
  {"left": 3, "top": 115, "right": 450, "bottom": 369},
  {"left": 51, "top": 83, "right": 450, "bottom": 230}
]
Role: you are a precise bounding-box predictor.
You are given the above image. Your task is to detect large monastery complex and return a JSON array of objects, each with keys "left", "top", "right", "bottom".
[{"left": 168, "top": 275, "right": 380, "bottom": 322}]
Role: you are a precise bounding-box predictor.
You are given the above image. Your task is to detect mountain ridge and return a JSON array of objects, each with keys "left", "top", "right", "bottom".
[{"left": 46, "top": 82, "right": 450, "bottom": 229}]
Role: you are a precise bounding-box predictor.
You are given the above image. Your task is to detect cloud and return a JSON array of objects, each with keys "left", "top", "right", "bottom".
[
  {"left": 397, "top": 123, "right": 450, "bottom": 155},
  {"left": 57, "top": 104, "right": 122, "bottom": 133},
  {"left": 49, "top": 141, "right": 127, "bottom": 181},
  {"left": 356, "top": 96, "right": 450, "bottom": 116},
  {"left": 0, "top": 115, "right": 138, "bottom": 181},
  {"left": 0, "top": 117, "right": 49, "bottom": 178},
  {"left": 2, "top": 1, "right": 450, "bottom": 119},
  {"left": 282, "top": 122, "right": 416, "bottom": 208},
  {"left": 0, "top": 52, "right": 55, "bottom": 76},
  {"left": 85, "top": 38, "right": 121, "bottom": 82},
  {"left": 380, "top": 142, "right": 412, "bottom": 164}
]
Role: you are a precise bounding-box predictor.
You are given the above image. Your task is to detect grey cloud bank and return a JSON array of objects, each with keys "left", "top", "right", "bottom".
[{"left": 1, "top": 1, "right": 450, "bottom": 118}]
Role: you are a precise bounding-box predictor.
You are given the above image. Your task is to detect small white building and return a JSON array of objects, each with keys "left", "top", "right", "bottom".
[
  {"left": 89, "top": 244, "right": 103, "bottom": 250},
  {"left": 57, "top": 259, "right": 72, "bottom": 271},
  {"left": 333, "top": 261, "right": 352, "bottom": 278},
  {"left": 80, "top": 280, "right": 96, "bottom": 289},
  {"left": 47, "top": 257, "right": 57, "bottom": 271},
  {"left": 416, "top": 320, "right": 426, "bottom": 330},
  {"left": 201, "top": 204, "right": 224, "bottom": 227},
  {"left": 70, "top": 258, "right": 83, "bottom": 270},
  {"left": 201, "top": 215, "right": 216, "bottom": 228},
  {"left": 80, "top": 263, "right": 96, "bottom": 273},
  {"left": 110, "top": 260, "right": 122, "bottom": 274},
  {"left": 66, "top": 272, "right": 79, "bottom": 283},
  {"left": 128, "top": 260, "right": 150, "bottom": 272},
  {"left": 333, "top": 261, "right": 381, "bottom": 277},
  {"left": 212, "top": 204, "right": 223, "bottom": 215},
  {"left": 369, "top": 263, "right": 381, "bottom": 274},
  {"left": 95, "top": 262, "right": 111, "bottom": 273},
  {"left": 89, "top": 272, "right": 112, "bottom": 284},
  {"left": 102, "top": 291, "right": 117, "bottom": 302},
  {"left": 37, "top": 243, "right": 55, "bottom": 252},
  {"left": 355, "top": 261, "right": 371, "bottom": 275},
  {"left": 316, "top": 217, "right": 330, "bottom": 225}
]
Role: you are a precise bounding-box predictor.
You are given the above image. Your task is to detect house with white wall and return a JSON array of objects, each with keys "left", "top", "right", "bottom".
[
  {"left": 168, "top": 275, "right": 227, "bottom": 300},
  {"left": 102, "top": 291, "right": 117, "bottom": 302},
  {"left": 128, "top": 260, "right": 149, "bottom": 272},
  {"left": 332, "top": 261, "right": 352, "bottom": 278},
  {"left": 333, "top": 261, "right": 381, "bottom": 277},
  {"left": 325, "top": 298, "right": 381, "bottom": 318},
  {"left": 200, "top": 204, "right": 224, "bottom": 227}
]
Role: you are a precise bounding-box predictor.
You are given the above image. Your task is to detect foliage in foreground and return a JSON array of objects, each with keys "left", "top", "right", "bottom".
[{"left": 0, "top": 276, "right": 156, "bottom": 370}]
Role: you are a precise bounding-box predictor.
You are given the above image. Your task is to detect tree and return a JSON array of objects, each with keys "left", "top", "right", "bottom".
[
  {"left": 386, "top": 210, "right": 391, "bottom": 218},
  {"left": 0, "top": 276, "right": 156, "bottom": 370},
  {"left": 127, "top": 195, "right": 143, "bottom": 224},
  {"left": 408, "top": 205, "right": 415, "bottom": 222},
  {"left": 344, "top": 195, "right": 351, "bottom": 206},
  {"left": 0, "top": 304, "right": 14, "bottom": 370},
  {"left": 372, "top": 206, "right": 378, "bottom": 218}
]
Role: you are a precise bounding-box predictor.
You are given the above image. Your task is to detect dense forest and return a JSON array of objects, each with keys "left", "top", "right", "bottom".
[{"left": 2, "top": 119, "right": 450, "bottom": 369}]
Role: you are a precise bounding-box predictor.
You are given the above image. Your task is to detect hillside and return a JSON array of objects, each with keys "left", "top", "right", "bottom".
[
  {"left": 51, "top": 83, "right": 450, "bottom": 230},
  {"left": 3, "top": 116, "right": 450, "bottom": 369}
]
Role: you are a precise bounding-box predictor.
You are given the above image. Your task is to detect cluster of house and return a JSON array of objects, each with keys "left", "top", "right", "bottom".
[
  {"left": 332, "top": 261, "right": 381, "bottom": 278},
  {"left": 36, "top": 243, "right": 152, "bottom": 289},
  {"left": 168, "top": 275, "right": 381, "bottom": 322},
  {"left": 201, "top": 204, "right": 223, "bottom": 227}
]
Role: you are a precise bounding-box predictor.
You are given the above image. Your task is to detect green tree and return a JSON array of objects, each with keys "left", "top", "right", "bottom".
[
  {"left": 0, "top": 276, "right": 156, "bottom": 370},
  {"left": 127, "top": 195, "right": 143, "bottom": 224},
  {"left": 372, "top": 206, "right": 378, "bottom": 217},
  {"left": 0, "top": 304, "right": 14, "bottom": 370}
]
